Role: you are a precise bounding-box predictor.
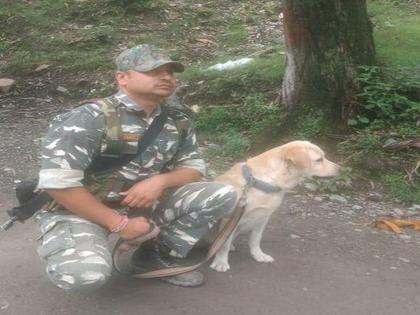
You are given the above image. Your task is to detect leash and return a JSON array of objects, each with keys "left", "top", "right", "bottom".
[{"left": 112, "top": 184, "right": 250, "bottom": 278}]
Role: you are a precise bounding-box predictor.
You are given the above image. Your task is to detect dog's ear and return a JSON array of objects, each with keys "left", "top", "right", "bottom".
[{"left": 283, "top": 147, "right": 311, "bottom": 171}]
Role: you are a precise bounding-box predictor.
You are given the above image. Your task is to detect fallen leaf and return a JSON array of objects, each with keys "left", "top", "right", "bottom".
[
  {"left": 375, "top": 218, "right": 420, "bottom": 234},
  {"left": 375, "top": 219, "right": 402, "bottom": 234},
  {"left": 196, "top": 38, "right": 218, "bottom": 46}
]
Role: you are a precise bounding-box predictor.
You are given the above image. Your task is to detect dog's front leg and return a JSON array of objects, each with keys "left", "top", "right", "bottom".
[
  {"left": 249, "top": 215, "right": 274, "bottom": 263},
  {"left": 210, "top": 230, "right": 236, "bottom": 272}
]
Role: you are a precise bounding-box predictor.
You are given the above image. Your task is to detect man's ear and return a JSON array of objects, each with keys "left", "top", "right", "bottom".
[{"left": 115, "top": 71, "right": 128, "bottom": 87}]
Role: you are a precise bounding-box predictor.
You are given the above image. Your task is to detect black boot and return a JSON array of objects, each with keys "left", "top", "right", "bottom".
[
  {"left": 131, "top": 239, "right": 205, "bottom": 287},
  {"left": 131, "top": 238, "right": 175, "bottom": 271}
]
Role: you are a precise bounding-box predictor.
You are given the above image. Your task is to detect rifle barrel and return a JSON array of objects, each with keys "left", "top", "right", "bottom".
[{"left": 1, "top": 216, "right": 18, "bottom": 231}]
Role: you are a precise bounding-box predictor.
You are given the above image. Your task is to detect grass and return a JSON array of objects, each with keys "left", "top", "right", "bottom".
[
  {"left": 0, "top": 1, "right": 121, "bottom": 74},
  {"left": 180, "top": 52, "right": 285, "bottom": 105},
  {"left": 220, "top": 17, "right": 248, "bottom": 47},
  {"left": 384, "top": 172, "right": 420, "bottom": 204},
  {"left": 368, "top": 0, "right": 420, "bottom": 67}
]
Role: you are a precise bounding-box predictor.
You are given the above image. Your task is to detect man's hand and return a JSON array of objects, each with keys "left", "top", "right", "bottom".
[
  {"left": 118, "top": 217, "right": 151, "bottom": 240},
  {"left": 119, "top": 175, "right": 166, "bottom": 208}
]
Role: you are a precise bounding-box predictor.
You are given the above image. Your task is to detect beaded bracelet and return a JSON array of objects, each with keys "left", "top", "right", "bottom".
[{"left": 109, "top": 215, "right": 129, "bottom": 233}]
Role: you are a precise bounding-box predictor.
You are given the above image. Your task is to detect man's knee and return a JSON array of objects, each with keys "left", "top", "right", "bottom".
[
  {"left": 45, "top": 254, "right": 112, "bottom": 291},
  {"left": 205, "top": 182, "right": 238, "bottom": 215}
]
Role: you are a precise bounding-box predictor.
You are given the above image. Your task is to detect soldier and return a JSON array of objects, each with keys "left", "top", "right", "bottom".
[{"left": 35, "top": 44, "right": 237, "bottom": 291}]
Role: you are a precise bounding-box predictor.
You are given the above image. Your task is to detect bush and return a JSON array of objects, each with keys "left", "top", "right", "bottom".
[
  {"left": 384, "top": 172, "right": 420, "bottom": 204},
  {"left": 349, "top": 66, "right": 420, "bottom": 126}
]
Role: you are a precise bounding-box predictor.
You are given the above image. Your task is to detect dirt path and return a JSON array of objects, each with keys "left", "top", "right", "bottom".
[{"left": 1, "top": 95, "right": 420, "bottom": 315}]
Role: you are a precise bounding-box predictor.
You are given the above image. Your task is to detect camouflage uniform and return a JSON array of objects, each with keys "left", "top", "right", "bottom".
[{"left": 36, "top": 91, "right": 237, "bottom": 291}]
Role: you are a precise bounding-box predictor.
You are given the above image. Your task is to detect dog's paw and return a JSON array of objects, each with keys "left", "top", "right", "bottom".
[
  {"left": 210, "top": 260, "right": 231, "bottom": 272},
  {"left": 251, "top": 251, "right": 275, "bottom": 263}
]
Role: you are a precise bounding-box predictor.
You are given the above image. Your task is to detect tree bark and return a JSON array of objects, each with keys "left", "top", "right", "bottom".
[{"left": 281, "top": 0, "right": 375, "bottom": 130}]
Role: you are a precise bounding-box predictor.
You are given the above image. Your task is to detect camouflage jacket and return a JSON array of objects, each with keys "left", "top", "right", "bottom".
[{"left": 37, "top": 91, "right": 206, "bottom": 201}]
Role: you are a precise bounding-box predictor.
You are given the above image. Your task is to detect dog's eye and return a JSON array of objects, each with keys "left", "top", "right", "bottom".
[{"left": 315, "top": 157, "right": 323, "bottom": 162}]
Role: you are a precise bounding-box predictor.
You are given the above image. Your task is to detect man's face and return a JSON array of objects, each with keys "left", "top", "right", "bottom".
[{"left": 116, "top": 64, "right": 177, "bottom": 98}]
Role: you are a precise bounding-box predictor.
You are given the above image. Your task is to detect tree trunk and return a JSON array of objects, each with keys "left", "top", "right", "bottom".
[{"left": 281, "top": 0, "right": 375, "bottom": 131}]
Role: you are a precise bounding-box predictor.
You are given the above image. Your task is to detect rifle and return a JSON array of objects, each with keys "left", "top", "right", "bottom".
[{"left": 1, "top": 181, "right": 50, "bottom": 231}]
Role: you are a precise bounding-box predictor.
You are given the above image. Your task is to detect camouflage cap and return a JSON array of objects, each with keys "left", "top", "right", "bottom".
[{"left": 115, "top": 44, "right": 185, "bottom": 73}]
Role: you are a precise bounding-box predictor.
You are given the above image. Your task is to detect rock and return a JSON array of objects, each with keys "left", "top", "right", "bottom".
[
  {"left": 408, "top": 204, "right": 420, "bottom": 211},
  {"left": 56, "top": 86, "right": 69, "bottom": 94},
  {"left": 3, "top": 167, "right": 16, "bottom": 176},
  {"left": 367, "top": 192, "right": 383, "bottom": 202},
  {"left": 0, "top": 78, "right": 16, "bottom": 94},
  {"left": 303, "top": 182, "right": 318, "bottom": 192},
  {"left": 290, "top": 234, "right": 301, "bottom": 239},
  {"left": 351, "top": 205, "right": 363, "bottom": 211},
  {"left": 191, "top": 105, "right": 201, "bottom": 113},
  {"left": 34, "top": 64, "right": 50, "bottom": 72},
  {"left": 391, "top": 208, "right": 405, "bottom": 217},
  {"left": 0, "top": 300, "right": 9, "bottom": 310},
  {"left": 207, "top": 169, "right": 217, "bottom": 178},
  {"left": 329, "top": 194, "right": 348, "bottom": 204},
  {"left": 398, "top": 257, "right": 410, "bottom": 263},
  {"left": 314, "top": 196, "right": 324, "bottom": 202},
  {"left": 76, "top": 79, "right": 90, "bottom": 88},
  {"left": 399, "top": 234, "right": 412, "bottom": 240}
]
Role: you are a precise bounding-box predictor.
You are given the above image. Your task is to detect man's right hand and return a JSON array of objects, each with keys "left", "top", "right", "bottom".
[{"left": 118, "top": 217, "right": 152, "bottom": 240}]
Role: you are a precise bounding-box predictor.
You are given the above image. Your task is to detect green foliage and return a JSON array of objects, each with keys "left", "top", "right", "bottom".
[
  {"left": 337, "top": 131, "right": 383, "bottom": 168},
  {"left": 383, "top": 172, "right": 420, "bottom": 204},
  {"left": 368, "top": 0, "right": 420, "bottom": 67},
  {"left": 109, "top": 0, "right": 154, "bottom": 13},
  {"left": 288, "top": 107, "right": 326, "bottom": 140},
  {"left": 315, "top": 166, "right": 353, "bottom": 193},
  {"left": 80, "top": 25, "right": 115, "bottom": 44},
  {"left": 195, "top": 93, "right": 283, "bottom": 138},
  {"left": 195, "top": 107, "right": 232, "bottom": 132},
  {"left": 351, "top": 66, "right": 420, "bottom": 126},
  {"left": 204, "top": 129, "right": 251, "bottom": 160},
  {"left": 222, "top": 18, "right": 248, "bottom": 47},
  {"left": 6, "top": 50, "right": 33, "bottom": 73}
]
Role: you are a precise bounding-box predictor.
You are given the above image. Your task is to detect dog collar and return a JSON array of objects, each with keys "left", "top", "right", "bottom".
[{"left": 241, "top": 164, "right": 282, "bottom": 193}]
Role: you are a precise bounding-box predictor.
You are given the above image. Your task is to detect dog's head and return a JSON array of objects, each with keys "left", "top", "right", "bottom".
[{"left": 277, "top": 141, "right": 340, "bottom": 187}]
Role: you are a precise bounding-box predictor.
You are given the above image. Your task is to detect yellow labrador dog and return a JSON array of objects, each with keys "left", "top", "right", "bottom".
[{"left": 210, "top": 140, "right": 340, "bottom": 272}]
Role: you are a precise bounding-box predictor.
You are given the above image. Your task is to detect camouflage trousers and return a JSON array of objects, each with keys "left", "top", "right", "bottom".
[{"left": 35, "top": 182, "right": 237, "bottom": 291}]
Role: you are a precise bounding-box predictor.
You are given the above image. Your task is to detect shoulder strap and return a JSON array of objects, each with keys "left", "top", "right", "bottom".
[
  {"left": 85, "top": 104, "right": 168, "bottom": 176},
  {"left": 166, "top": 107, "right": 189, "bottom": 142},
  {"left": 77, "top": 98, "right": 124, "bottom": 158},
  {"left": 95, "top": 98, "right": 124, "bottom": 158}
]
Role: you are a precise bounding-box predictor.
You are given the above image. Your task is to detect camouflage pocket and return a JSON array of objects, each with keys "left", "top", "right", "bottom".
[{"left": 37, "top": 222, "right": 75, "bottom": 259}]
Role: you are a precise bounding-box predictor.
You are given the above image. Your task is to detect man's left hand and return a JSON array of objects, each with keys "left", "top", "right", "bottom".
[{"left": 119, "top": 175, "right": 166, "bottom": 208}]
